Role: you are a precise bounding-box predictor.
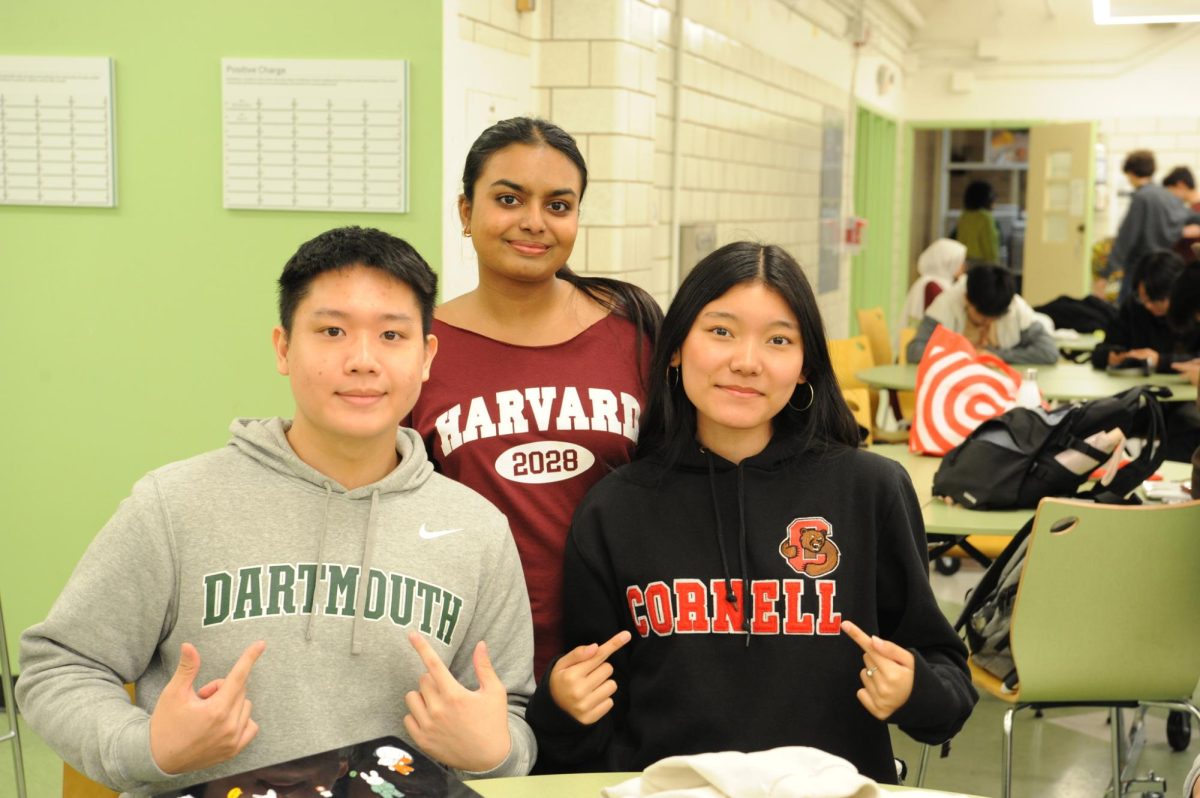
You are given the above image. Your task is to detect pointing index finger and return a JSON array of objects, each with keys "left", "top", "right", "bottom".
[
  {"left": 840, "top": 620, "right": 874, "bottom": 654},
  {"left": 223, "top": 640, "right": 267, "bottom": 692},
  {"left": 408, "top": 631, "right": 454, "bottom": 683},
  {"left": 593, "top": 630, "right": 632, "bottom": 663}
]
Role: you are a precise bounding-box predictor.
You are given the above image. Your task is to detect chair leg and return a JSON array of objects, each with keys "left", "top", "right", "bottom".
[
  {"left": 1002, "top": 706, "right": 1018, "bottom": 798},
  {"left": 0, "top": 595, "right": 27, "bottom": 798},
  {"left": 1109, "top": 707, "right": 1123, "bottom": 798},
  {"left": 915, "top": 742, "right": 931, "bottom": 787}
]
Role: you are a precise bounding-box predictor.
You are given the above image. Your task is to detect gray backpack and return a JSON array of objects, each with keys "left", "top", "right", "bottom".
[{"left": 955, "top": 517, "right": 1036, "bottom": 690}]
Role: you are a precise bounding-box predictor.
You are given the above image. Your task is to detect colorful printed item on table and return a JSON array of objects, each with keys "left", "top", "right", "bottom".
[
  {"left": 909, "top": 324, "right": 1021, "bottom": 456},
  {"left": 156, "top": 734, "right": 482, "bottom": 798}
]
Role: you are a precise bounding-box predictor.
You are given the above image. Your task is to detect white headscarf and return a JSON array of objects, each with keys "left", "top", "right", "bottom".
[{"left": 904, "top": 238, "right": 967, "bottom": 323}]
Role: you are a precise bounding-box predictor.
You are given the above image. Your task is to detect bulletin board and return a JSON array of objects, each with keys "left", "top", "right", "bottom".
[
  {"left": 222, "top": 58, "right": 409, "bottom": 213},
  {"left": 0, "top": 55, "right": 116, "bottom": 207}
]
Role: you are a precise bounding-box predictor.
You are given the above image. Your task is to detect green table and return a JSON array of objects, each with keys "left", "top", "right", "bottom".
[
  {"left": 869, "top": 443, "right": 1191, "bottom": 565},
  {"left": 856, "top": 362, "right": 1197, "bottom": 403}
]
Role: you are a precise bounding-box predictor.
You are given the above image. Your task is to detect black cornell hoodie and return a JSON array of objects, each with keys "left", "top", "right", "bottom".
[{"left": 527, "top": 436, "right": 977, "bottom": 784}]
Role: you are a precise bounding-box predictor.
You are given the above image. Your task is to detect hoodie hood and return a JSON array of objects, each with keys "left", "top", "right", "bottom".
[
  {"left": 228, "top": 417, "right": 433, "bottom": 498},
  {"left": 228, "top": 417, "right": 434, "bottom": 652}
]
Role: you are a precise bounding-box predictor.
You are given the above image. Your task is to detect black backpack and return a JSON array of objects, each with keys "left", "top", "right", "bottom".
[
  {"left": 932, "top": 386, "right": 1169, "bottom": 510},
  {"left": 1033, "top": 295, "right": 1118, "bottom": 333}
]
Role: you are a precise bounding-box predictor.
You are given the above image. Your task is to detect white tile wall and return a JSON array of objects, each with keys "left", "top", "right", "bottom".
[
  {"left": 454, "top": 0, "right": 873, "bottom": 322},
  {"left": 1096, "top": 116, "right": 1200, "bottom": 239}
]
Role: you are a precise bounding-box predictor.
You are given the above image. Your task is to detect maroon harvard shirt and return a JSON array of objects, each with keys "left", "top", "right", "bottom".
[{"left": 409, "top": 314, "right": 649, "bottom": 676}]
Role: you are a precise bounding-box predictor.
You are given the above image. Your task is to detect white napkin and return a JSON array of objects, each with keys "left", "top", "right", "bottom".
[{"left": 599, "top": 747, "right": 880, "bottom": 798}]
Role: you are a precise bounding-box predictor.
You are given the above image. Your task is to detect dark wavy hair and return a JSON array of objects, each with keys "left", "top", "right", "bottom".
[
  {"left": 460, "top": 116, "right": 661, "bottom": 344},
  {"left": 636, "top": 242, "right": 859, "bottom": 464}
]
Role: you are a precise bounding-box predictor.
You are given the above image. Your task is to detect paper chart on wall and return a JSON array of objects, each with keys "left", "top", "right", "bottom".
[
  {"left": 0, "top": 56, "right": 116, "bottom": 208},
  {"left": 222, "top": 58, "right": 408, "bottom": 213}
]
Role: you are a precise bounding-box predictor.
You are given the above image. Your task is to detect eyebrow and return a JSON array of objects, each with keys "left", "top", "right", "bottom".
[
  {"left": 701, "top": 310, "right": 798, "bottom": 329},
  {"left": 490, "top": 178, "right": 578, "bottom": 198},
  {"left": 310, "top": 309, "right": 416, "bottom": 323}
]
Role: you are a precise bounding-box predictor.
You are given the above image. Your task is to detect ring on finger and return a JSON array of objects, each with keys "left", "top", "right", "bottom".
[{"left": 865, "top": 666, "right": 878, "bottom": 678}]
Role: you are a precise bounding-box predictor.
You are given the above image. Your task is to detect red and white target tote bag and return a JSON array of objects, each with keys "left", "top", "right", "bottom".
[{"left": 909, "top": 325, "right": 1021, "bottom": 456}]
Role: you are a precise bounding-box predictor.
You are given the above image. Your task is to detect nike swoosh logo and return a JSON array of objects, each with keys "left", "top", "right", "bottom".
[{"left": 418, "top": 524, "right": 464, "bottom": 540}]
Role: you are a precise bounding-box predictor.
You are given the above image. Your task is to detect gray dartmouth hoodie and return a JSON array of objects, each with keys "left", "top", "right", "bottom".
[{"left": 17, "top": 418, "right": 536, "bottom": 795}]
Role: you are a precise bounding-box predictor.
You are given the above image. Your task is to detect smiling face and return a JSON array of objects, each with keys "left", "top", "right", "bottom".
[
  {"left": 273, "top": 265, "right": 437, "bottom": 458},
  {"left": 458, "top": 143, "right": 582, "bottom": 285},
  {"left": 673, "top": 281, "right": 806, "bottom": 460}
]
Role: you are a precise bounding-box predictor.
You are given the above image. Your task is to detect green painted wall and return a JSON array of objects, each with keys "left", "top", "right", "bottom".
[
  {"left": 0, "top": 2, "right": 442, "bottom": 659},
  {"left": 851, "top": 105, "right": 898, "bottom": 332}
]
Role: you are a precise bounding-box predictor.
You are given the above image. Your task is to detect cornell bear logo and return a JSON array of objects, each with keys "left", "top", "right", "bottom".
[{"left": 779, "top": 516, "right": 840, "bottom": 577}]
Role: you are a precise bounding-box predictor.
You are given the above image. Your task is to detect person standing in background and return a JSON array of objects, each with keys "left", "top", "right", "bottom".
[
  {"left": 1108, "top": 150, "right": 1200, "bottom": 304},
  {"left": 955, "top": 180, "right": 1001, "bottom": 266},
  {"left": 1164, "top": 166, "right": 1200, "bottom": 264},
  {"left": 407, "top": 118, "right": 661, "bottom": 682}
]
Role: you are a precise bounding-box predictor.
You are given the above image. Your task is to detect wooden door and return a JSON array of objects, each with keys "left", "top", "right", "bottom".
[{"left": 1023, "top": 122, "right": 1095, "bottom": 306}]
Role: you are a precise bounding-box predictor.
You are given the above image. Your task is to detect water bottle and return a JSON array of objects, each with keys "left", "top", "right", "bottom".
[{"left": 1015, "top": 368, "right": 1042, "bottom": 409}]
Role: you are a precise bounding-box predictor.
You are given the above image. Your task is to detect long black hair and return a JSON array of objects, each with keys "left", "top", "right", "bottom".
[
  {"left": 460, "top": 116, "right": 661, "bottom": 344},
  {"left": 636, "top": 241, "right": 859, "bottom": 464}
]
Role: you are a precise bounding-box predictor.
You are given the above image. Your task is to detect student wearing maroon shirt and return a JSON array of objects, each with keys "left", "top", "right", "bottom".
[{"left": 408, "top": 118, "right": 661, "bottom": 680}]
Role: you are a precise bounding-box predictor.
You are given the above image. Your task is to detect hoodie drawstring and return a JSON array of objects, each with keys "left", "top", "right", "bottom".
[
  {"left": 735, "top": 467, "right": 751, "bottom": 648},
  {"left": 351, "top": 489, "right": 381, "bottom": 655},
  {"left": 305, "top": 482, "right": 334, "bottom": 643},
  {"left": 705, "top": 452, "right": 753, "bottom": 647}
]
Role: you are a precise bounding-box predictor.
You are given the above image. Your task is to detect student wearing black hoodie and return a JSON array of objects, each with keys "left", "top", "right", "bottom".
[{"left": 526, "top": 242, "right": 977, "bottom": 784}]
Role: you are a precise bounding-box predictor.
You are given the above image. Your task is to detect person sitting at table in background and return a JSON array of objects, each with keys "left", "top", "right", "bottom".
[
  {"left": 16, "top": 228, "right": 538, "bottom": 795},
  {"left": 1164, "top": 166, "right": 1200, "bottom": 264},
  {"left": 906, "top": 262, "right": 1057, "bottom": 364},
  {"left": 526, "top": 241, "right": 977, "bottom": 784},
  {"left": 1091, "top": 250, "right": 1199, "bottom": 374},
  {"left": 1094, "top": 250, "right": 1200, "bottom": 462},
  {"left": 1166, "top": 260, "right": 1200, "bottom": 491},
  {"left": 902, "top": 238, "right": 967, "bottom": 325},
  {"left": 1107, "top": 150, "right": 1200, "bottom": 305},
  {"left": 955, "top": 180, "right": 1001, "bottom": 266}
]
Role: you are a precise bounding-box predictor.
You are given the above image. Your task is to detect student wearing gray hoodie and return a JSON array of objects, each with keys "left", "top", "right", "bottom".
[{"left": 17, "top": 227, "right": 537, "bottom": 796}]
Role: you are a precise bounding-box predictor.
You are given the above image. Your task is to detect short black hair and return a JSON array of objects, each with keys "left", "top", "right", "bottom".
[
  {"left": 965, "top": 263, "right": 1016, "bottom": 318},
  {"left": 277, "top": 226, "right": 437, "bottom": 334},
  {"left": 1163, "top": 166, "right": 1195, "bottom": 191},
  {"left": 963, "top": 180, "right": 996, "bottom": 211},
  {"left": 1132, "top": 250, "right": 1184, "bottom": 302},
  {"left": 1168, "top": 262, "right": 1200, "bottom": 332},
  {"left": 1123, "top": 150, "right": 1156, "bottom": 179}
]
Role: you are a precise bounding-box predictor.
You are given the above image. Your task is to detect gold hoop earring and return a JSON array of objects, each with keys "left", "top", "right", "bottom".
[
  {"left": 788, "top": 382, "right": 814, "bottom": 412},
  {"left": 462, "top": 228, "right": 471, "bottom": 237},
  {"left": 669, "top": 366, "right": 680, "bottom": 388}
]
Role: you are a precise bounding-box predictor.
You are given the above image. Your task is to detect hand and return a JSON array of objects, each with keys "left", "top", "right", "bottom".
[
  {"left": 403, "top": 633, "right": 510, "bottom": 773},
  {"left": 1171, "top": 358, "right": 1200, "bottom": 386},
  {"left": 841, "top": 620, "right": 914, "bottom": 721},
  {"left": 548, "top": 631, "right": 631, "bottom": 725},
  {"left": 1183, "top": 223, "right": 1200, "bottom": 238},
  {"left": 149, "top": 641, "right": 266, "bottom": 775},
  {"left": 1125, "top": 348, "right": 1158, "bottom": 369}
]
